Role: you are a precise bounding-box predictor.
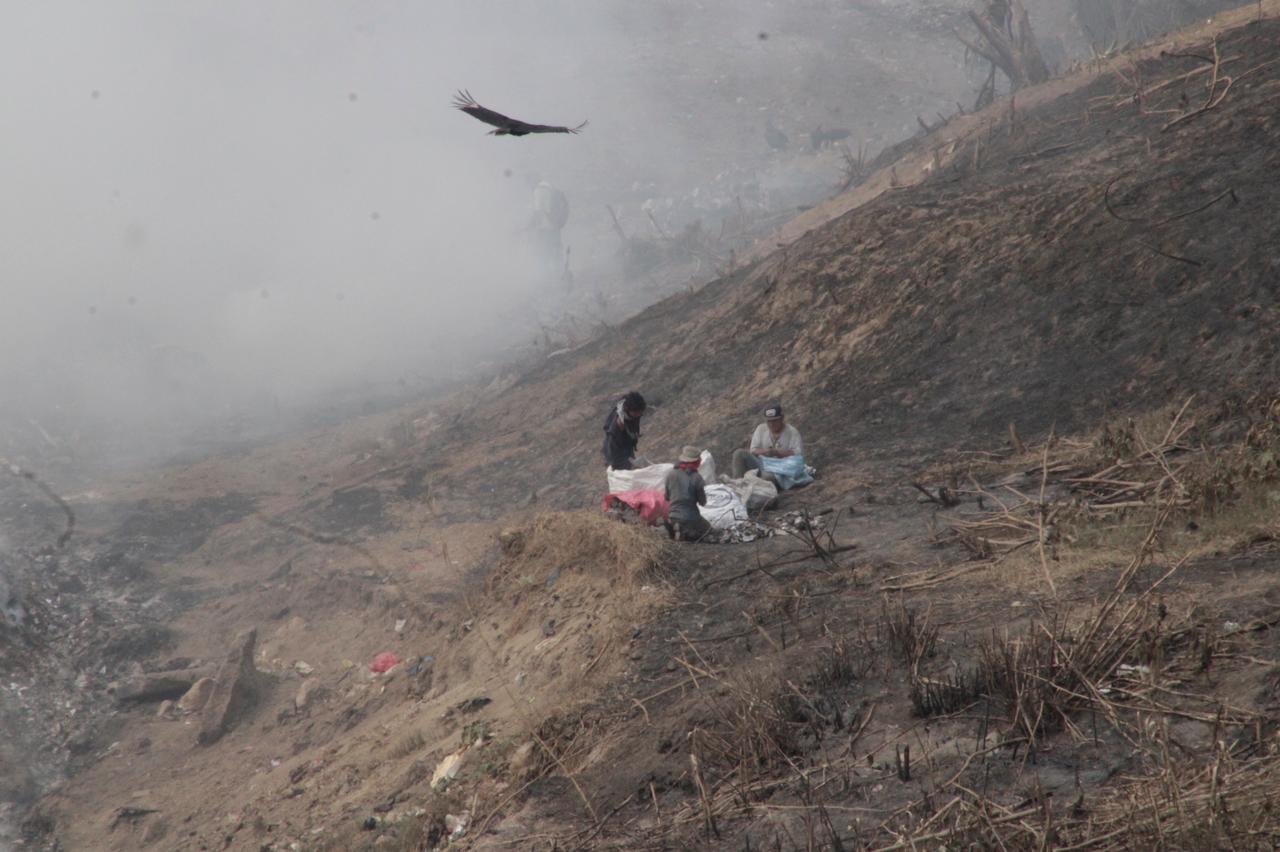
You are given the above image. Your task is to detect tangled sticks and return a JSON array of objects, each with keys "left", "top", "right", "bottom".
[{"left": 2, "top": 458, "right": 75, "bottom": 548}]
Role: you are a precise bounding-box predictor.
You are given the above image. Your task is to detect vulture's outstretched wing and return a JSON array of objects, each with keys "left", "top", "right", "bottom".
[
  {"left": 520, "top": 120, "right": 588, "bottom": 135},
  {"left": 452, "top": 90, "right": 585, "bottom": 136}
]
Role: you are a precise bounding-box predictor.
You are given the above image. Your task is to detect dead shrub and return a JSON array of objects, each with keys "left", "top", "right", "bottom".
[
  {"left": 693, "top": 665, "right": 806, "bottom": 779},
  {"left": 879, "top": 598, "right": 938, "bottom": 674},
  {"left": 910, "top": 667, "right": 988, "bottom": 717}
]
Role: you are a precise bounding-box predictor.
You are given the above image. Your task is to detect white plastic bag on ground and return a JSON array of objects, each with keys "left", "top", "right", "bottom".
[
  {"left": 719, "top": 471, "right": 778, "bottom": 512},
  {"left": 699, "top": 484, "right": 749, "bottom": 529},
  {"left": 606, "top": 463, "right": 673, "bottom": 495}
]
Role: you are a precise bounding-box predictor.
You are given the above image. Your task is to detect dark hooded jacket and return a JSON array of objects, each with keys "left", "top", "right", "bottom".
[{"left": 602, "top": 402, "right": 641, "bottom": 469}]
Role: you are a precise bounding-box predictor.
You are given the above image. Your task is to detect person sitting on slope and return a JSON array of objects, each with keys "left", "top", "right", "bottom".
[{"left": 731, "top": 402, "right": 803, "bottom": 486}]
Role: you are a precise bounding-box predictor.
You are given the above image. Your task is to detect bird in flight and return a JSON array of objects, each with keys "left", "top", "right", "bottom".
[{"left": 452, "top": 90, "right": 586, "bottom": 137}]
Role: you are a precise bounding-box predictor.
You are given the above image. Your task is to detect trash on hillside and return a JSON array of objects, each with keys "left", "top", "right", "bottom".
[
  {"left": 446, "top": 812, "right": 470, "bottom": 841},
  {"left": 370, "top": 652, "right": 402, "bottom": 674},
  {"left": 406, "top": 655, "right": 434, "bottom": 676},
  {"left": 432, "top": 749, "right": 467, "bottom": 788}
]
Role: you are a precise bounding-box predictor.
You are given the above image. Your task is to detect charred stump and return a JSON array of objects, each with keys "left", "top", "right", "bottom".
[{"left": 959, "top": 0, "right": 1050, "bottom": 92}]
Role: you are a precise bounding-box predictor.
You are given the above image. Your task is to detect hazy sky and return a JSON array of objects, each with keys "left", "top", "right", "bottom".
[
  {"left": 0, "top": 3, "right": 619, "bottom": 428},
  {"left": 0, "top": 1, "right": 986, "bottom": 457}
]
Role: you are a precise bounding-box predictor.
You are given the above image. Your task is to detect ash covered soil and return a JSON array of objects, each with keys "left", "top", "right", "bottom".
[{"left": 5, "top": 4, "right": 1280, "bottom": 850}]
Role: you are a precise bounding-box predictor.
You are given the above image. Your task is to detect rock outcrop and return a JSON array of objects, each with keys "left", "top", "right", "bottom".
[{"left": 197, "top": 629, "right": 263, "bottom": 746}]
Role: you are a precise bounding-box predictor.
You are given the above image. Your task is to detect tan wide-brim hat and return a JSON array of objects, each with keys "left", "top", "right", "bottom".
[{"left": 678, "top": 446, "right": 702, "bottom": 463}]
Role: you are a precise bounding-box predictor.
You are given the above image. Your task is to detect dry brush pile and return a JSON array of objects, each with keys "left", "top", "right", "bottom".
[{"left": 943, "top": 393, "right": 1280, "bottom": 565}]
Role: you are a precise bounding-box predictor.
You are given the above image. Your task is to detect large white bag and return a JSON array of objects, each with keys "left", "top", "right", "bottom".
[
  {"left": 720, "top": 471, "right": 778, "bottom": 512},
  {"left": 699, "top": 484, "right": 749, "bottom": 529},
  {"left": 606, "top": 463, "right": 673, "bottom": 495}
]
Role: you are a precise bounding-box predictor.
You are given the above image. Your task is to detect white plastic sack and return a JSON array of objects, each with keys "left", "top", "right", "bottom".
[
  {"left": 699, "top": 450, "right": 717, "bottom": 483},
  {"left": 741, "top": 471, "right": 779, "bottom": 511},
  {"left": 719, "top": 471, "right": 778, "bottom": 513},
  {"left": 606, "top": 463, "right": 672, "bottom": 495},
  {"left": 699, "top": 484, "right": 749, "bottom": 530}
]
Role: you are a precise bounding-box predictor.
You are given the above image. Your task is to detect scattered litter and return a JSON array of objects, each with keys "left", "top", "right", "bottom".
[
  {"left": 394, "top": 618, "right": 407, "bottom": 635},
  {"left": 1116, "top": 663, "right": 1152, "bottom": 678},
  {"left": 293, "top": 661, "right": 314, "bottom": 676},
  {"left": 461, "top": 619, "right": 474, "bottom": 632},
  {"left": 774, "top": 510, "right": 830, "bottom": 535},
  {"left": 431, "top": 749, "right": 467, "bottom": 787},
  {"left": 1224, "top": 621, "right": 1242, "bottom": 632},
  {"left": 445, "top": 812, "right": 470, "bottom": 841},
  {"left": 406, "top": 655, "right": 435, "bottom": 676},
  {"left": 370, "top": 652, "right": 402, "bottom": 674},
  {"left": 708, "top": 521, "right": 773, "bottom": 544}
]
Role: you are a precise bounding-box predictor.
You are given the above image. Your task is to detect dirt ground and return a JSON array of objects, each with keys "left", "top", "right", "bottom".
[{"left": 5, "top": 3, "right": 1280, "bottom": 850}]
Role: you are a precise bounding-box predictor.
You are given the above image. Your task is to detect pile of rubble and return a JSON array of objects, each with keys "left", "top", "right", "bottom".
[{"left": 707, "top": 510, "right": 832, "bottom": 544}]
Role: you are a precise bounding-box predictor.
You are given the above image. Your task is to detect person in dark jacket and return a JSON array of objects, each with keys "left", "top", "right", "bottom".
[
  {"left": 602, "top": 391, "right": 646, "bottom": 470},
  {"left": 664, "top": 446, "right": 709, "bottom": 542}
]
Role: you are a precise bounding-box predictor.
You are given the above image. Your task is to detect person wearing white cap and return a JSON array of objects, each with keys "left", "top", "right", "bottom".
[
  {"left": 731, "top": 402, "right": 803, "bottom": 484},
  {"left": 664, "top": 446, "right": 710, "bottom": 542}
]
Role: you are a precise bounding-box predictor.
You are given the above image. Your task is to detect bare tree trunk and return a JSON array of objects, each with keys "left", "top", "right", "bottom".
[
  {"left": 960, "top": 0, "right": 1050, "bottom": 91},
  {"left": 1074, "top": 0, "right": 1116, "bottom": 50}
]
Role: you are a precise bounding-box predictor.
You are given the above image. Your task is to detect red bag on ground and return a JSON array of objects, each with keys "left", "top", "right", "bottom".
[
  {"left": 370, "top": 651, "right": 402, "bottom": 673},
  {"left": 603, "top": 489, "right": 670, "bottom": 526}
]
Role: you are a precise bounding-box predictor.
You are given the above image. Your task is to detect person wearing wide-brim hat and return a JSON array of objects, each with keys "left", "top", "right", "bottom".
[
  {"left": 731, "top": 402, "right": 803, "bottom": 484},
  {"left": 664, "top": 445, "right": 710, "bottom": 542}
]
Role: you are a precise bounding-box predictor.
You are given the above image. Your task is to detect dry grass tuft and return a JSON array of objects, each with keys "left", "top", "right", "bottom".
[
  {"left": 488, "top": 511, "right": 668, "bottom": 592},
  {"left": 389, "top": 730, "right": 427, "bottom": 759},
  {"left": 879, "top": 598, "right": 938, "bottom": 674}
]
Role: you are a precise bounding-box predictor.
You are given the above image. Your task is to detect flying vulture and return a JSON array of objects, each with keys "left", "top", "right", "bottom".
[{"left": 452, "top": 90, "right": 586, "bottom": 137}]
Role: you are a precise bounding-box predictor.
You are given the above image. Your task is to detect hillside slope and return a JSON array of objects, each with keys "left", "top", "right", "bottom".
[
  {"left": 422, "top": 7, "right": 1279, "bottom": 512},
  {"left": 15, "top": 7, "right": 1280, "bottom": 851}
]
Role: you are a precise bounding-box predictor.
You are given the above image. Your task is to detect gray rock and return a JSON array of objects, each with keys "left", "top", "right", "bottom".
[
  {"left": 177, "top": 677, "right": 216, "bottom": 714},
  {"left": 115, "top": 667, "right": 214, "bottom": 705},
  {"left": 197, "top": 629, "right": 263, "bottom": 746},
  {"left": 294, "top": 678, "right": 325, "bottom": 712}
]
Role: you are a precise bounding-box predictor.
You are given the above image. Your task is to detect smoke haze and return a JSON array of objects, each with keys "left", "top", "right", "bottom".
[{"left": 1, "top": 1, "right": 994, "bottom": 463}]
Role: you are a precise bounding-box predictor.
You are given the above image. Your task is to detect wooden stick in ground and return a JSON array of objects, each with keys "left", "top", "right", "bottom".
[
  {"left": 1035, "top": 442, "right": 1058, "bottom": 597},
  {"left": 1009, "top": 422, "right": 1026, "bottom": 455},
  {"left": 689, "top": 750, "right": 719, "bottom": 838}
]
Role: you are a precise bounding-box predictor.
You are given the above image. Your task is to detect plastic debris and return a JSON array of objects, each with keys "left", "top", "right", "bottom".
[
  {"left": 445, "top": 812, "right": 470, "bottom": 840},
  {"left": 431, "top": 749, "right": 466, "bottom": 787},
  {"left": 406, "top": 655, "right": 435, "bottom": 676},
  {"left": 370, "top": 652, "right": 402, "bottom": 674}
]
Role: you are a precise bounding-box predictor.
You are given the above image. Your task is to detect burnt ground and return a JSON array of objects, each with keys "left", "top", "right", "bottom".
[{"left": 4, "top": 4, "right": 1280, "bottom": 850}]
